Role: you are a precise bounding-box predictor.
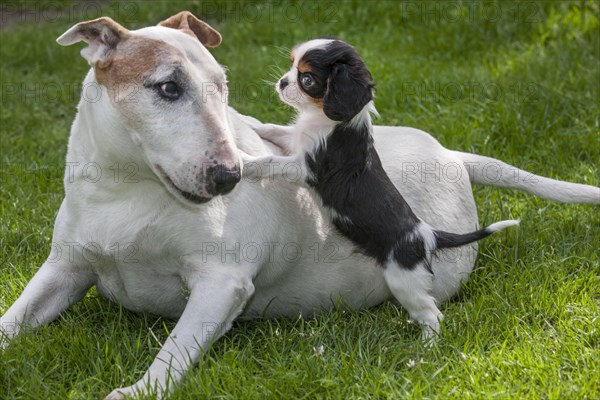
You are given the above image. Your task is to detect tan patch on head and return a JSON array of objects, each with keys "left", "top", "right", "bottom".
[
  {"left": 290, "top": 49, "right": 295, "bottom": 63},
  {"left": 95, "top": 35, "right": 182, "bottom": 105},
  {"left": 295, "top": 57, "right": 322, "bottom": 108},
  {"left": 297, "top": 59, "right": 312, "bottom": 74},
  {"left": 93, "top": 34, "right": 195, "bottom": 130}
]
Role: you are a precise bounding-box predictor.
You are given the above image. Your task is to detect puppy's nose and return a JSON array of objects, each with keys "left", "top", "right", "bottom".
[
  {"left": 279, "top": 77, "right": 289, "bottom": 90},
  {"left": 209, "top": 165, "right": 241, "bottom": 195}
]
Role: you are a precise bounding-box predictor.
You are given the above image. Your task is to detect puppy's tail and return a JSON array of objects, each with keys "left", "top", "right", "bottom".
[{"left": 434, "top": 219, "right": 520, "bottom": 249}]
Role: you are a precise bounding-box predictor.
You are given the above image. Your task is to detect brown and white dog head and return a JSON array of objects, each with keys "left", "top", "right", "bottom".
[
  {"left": 278, "top": 39, "right": 375, "bottom": 122},
  {"left": 56, "top": 11, "right": 241, "bottom": 205}
]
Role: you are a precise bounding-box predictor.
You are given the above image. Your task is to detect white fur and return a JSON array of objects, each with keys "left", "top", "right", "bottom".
[
  {"left": 293, "top": 39, "right": 334, "bottom": 60},
  {"left": 348, "top": 101, "right": 379, "bottom": 130},
  {"left": 415, "top": 221, "right": 438, "bottom": 254},
  {"left": 485, "top": 219, "right": 521, "bottom": 232},
  {"left": 329, "top": 208, "right": 354, "bottom": 226},
  {"left": 2, "top": 21, "right": 598, "bottom": 400}
]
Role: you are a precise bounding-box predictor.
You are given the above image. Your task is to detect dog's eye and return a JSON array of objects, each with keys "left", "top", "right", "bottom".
[
  {"left": 300, "top": 74, "right": 315, "bottom": 88},
  {"left": 157, "top": 81, "right": 181, "bottom": 99}
]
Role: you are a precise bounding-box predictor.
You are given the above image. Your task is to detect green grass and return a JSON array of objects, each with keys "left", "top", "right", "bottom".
[{"left": 1, "top": 0, "right": 599, "bottom": 399}]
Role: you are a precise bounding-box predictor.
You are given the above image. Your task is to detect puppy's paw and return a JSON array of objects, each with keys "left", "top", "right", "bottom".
[
  {"left": 420, "top": 317, "right": 442, "bottom": 347},
  {"left": 238, "top": 150, "right": 255, "bottom": 164},
  {"left": 421, "top": 328, "right": 439, "bottom": 347},
  {"left": 238, "top": 114, "right": 264, "bottom": 131},
  {"left": 239, "top": 152, "right": 264, "bottom": 179}
]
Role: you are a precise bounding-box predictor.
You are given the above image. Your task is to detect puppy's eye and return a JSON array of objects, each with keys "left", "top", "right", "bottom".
[
  {"left": 157, "top": 81, "right": 181, "bottom": 99},
  {"left": 300, "top": 74, "right": 315, "bottom": 88}
]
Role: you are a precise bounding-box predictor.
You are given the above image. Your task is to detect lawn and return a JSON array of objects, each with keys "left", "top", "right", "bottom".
[{"left": 1, "top": 0, "right": 599, "bottom": 399}]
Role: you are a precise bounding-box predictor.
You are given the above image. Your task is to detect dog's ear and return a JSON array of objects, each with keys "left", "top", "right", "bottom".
[
  {"left": 56, "top": 17, "right": 129, "bottom": 66},
  {"left": 159, "top": 11, "right": 222, "bottom": 48},
  {"left": 323, "top": 63, "right": 373, "bottom": 121}
]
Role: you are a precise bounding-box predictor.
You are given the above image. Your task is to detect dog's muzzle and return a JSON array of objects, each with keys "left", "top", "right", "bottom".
[{"left": 206, "top": 164, "right": 241, "bottom": 195}]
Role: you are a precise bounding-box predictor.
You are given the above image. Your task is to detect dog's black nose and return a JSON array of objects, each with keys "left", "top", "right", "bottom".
[
  {"left": 279, "top": 77, "right": 289, "bottom": 90},
  {"left": 209, "top": 165, "right": 241, "bottom": 195}
]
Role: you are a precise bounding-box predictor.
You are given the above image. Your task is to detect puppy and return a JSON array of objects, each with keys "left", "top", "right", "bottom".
[{"left": 242, "top": 39, "right": 519, "bottom": 340}]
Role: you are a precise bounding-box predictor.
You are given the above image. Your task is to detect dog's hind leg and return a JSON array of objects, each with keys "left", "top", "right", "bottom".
[{"left": 383, "top": 261, "right": 443, "bottom": 342}]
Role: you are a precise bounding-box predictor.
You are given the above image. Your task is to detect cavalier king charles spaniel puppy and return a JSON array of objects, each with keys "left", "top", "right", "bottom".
[{"left": 241, "top": 39, "right": 519, "bottom": 340}]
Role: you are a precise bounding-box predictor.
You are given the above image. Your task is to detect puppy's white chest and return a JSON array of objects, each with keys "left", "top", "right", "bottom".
[{"left": 290, "top": 119, "right": 334, "bottom": 154}]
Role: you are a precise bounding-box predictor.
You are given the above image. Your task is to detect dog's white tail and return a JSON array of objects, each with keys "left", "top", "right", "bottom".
[{"left": 454, "top": 151, "right": 600, "bottom": 204}]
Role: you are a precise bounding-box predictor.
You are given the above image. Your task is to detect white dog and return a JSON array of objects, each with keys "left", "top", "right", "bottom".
[{"left": 1, "top": 12, "right": 598, "bottom": 400}]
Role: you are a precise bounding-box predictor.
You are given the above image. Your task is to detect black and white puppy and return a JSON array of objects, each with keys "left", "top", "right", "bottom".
[{"left": 242, "top": 39, "right": 519, "bottom": 340}]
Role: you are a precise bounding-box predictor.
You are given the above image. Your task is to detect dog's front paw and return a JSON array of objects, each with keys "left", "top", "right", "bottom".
[
  {"left": 105, "top": 382, "right": 165, "bottom": 400},
  {"left": 105, "top": 386, "right": 146, "bottom": 400},
  {"left": 0, "top": 319, "right": 17, "bottom": 350},
  {"left": 105, "top": 387, "right": 129, "bottom": 400},
  {"left": 104, "top": 379, "right": 168, "bottom": 400}
]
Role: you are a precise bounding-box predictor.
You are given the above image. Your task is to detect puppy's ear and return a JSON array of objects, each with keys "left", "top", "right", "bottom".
[
  {"left": 323, "top": 63, "right": 373, "bottom": 121},
  {"left": 159, "top": 11, "right": 222, "bottom": 48},
  {"left": 56, "top": 17, "right": 129, "bottom": 66}
]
